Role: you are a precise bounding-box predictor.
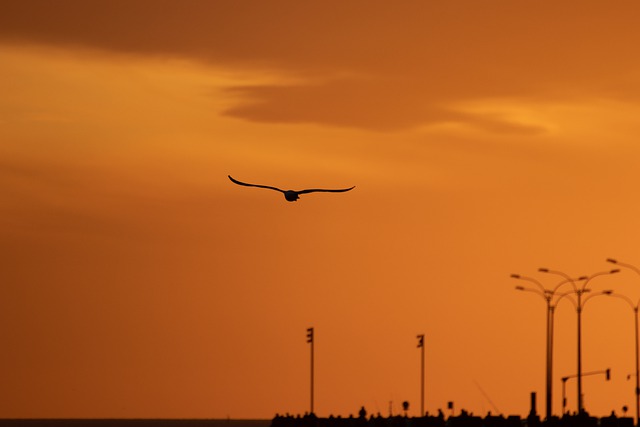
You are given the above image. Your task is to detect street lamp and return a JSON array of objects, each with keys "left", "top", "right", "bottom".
[
  {"left": 511, "top": 273, "right": 576, "bottom": 420},
  {"left": 417, "top": 334, "right": 425, "bottom": 417},
  {"left": 607, "top": 258, "right": 640, "bottom": 276},
  {"left": 605, "top": 292, "right": 639, "bottom": 426},
  {"left": 606, "top": 258, "right": 640, "bottom": 426},
  {"left": 307, "top": 327, "right": 314, "bottom": 415},
  {"left": 540, "top": 268, "right": 618, "bottom": 415}
]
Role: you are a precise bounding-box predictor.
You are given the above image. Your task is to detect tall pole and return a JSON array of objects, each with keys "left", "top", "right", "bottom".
[
  {"left": 417, "top": 334, "right": 425, "bottom": 417},
  {"left": 547, "top": 305, "right": 555, "bottom": 420},
  {"left": 512, "top": 273, "right": 573, "bottom": 419},
  {"left": 574, "top": 289, "right": 614, "bottom": 415},
  {"left": 537, "top": 269, "right": 579, "bottom": 415},
  {"left": 607, "top": 258, "right": 640, "bottom": 426},
  {"left": 635, "top": 308, "right": 639, "bottom": 427},
  {"left": 577, "top": 292, "right": 583, "bottom": 414},
  {"left": 561, "top": 377, "right": 568, "bottom": 415},
  {"left": 307, "top": 327, "right": 314, "bottom": 415},
  {"left": 605, "top": 288, "right": 640, "bottom": 427},
  {"left": 577, "top": 271, "right": 617, "bottom": 415}
]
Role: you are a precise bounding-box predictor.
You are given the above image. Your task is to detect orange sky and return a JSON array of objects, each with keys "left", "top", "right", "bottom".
[{"left": 3, "top": 0, "right": 640, "bottom": 420}]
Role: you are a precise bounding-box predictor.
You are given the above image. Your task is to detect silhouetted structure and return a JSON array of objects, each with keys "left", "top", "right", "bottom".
[{"left": 271, "top": 412, "right": 634, "bottom": 427}]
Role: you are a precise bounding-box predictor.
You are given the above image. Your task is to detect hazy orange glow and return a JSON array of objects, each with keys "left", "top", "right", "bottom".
[{"left": 3, "top": 0, "right": 640, "bottom": 420}]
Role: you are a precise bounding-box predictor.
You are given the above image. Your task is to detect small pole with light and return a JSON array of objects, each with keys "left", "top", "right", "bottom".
[
  {"left": 307, "top": 327, "right": 314, "bottom": 415},
  {"left": 561, "top": 368, "right": 611, "bottom": 414},
  {"left": 417, "top": 334, "right": 425, "bottom": 417}
]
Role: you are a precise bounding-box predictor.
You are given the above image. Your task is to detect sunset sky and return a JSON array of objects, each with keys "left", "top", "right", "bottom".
[{"left": 4, "top": 0, "right": 640, "bottom": 420}]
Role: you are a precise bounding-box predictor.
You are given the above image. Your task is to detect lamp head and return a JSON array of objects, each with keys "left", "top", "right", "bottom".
[
  {"left": 610, "top": 269, "right": 620, "bottom": 274},
  {"left": 515, "top": 286, "right": 525, "bottom": 291},
  {"left": 606, "top": 258, "right": 618, "bottom": 264},
  {"left": 510, "top": 274, "right": 521, "bottom": 279},
  {"left": 538, "top": 267, "right": 549, "bottom": 273}
]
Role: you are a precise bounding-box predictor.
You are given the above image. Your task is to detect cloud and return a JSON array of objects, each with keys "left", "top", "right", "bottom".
[
  {"left": 2, "top": 1, "right": 640, "bottom": 132},
  {"left": 223, "top": 80, "right": 547, "bottom": 133}
]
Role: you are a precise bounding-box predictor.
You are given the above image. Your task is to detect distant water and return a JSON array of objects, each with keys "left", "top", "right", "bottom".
[{"left": 0, "top": 420, "right": 272, "bottom": 427}]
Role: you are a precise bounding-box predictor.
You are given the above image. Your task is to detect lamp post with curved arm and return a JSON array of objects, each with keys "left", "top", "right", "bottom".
[
  {"left": 511, "top": 273, "right": 575, "bottom": 420},
  {"left": 540, "top": 268, "right": 618, "bottom": 415},
  {"left": 606, "top": 258, "right": 640, "bottom": 426},
  {"left": 605, "top": 292, "right": 639, "bottom": 426}
]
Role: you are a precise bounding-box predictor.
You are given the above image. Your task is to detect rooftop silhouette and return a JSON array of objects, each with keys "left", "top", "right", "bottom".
[{"left": 271, "top": 410, "right": 633, "bottom": 427}]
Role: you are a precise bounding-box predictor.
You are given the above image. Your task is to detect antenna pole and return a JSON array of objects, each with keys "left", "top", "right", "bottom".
[
  {"left": 417, "top": 334, "right": 425, "bottom": 416},
  {"left": 307, "top": 327, "right": 315, "bottom": 414}
]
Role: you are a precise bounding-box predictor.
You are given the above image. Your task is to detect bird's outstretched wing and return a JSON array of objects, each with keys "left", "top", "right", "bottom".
[
  {"left": 228, "top": 175, "right": 284, "bottom": 193},
  {"left": 297, "top": 186, "right": 355, "bottom": 195}
]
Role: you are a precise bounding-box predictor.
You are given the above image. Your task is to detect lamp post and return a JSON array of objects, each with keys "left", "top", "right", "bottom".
[
  {"left": 540, "top": 268, "right": 618, "bottom": 415},
  {"left": 511, "top": 273, "right": 575, "bottom": 420},
  {"left": 607, "top": 258, "right": 640, "bottom": 427},
  {"left": 307, "top": 327, "right": 314, "bottom": 415},
  {"left": 417, "top": 334, "right": 425, "bottom": 417}
]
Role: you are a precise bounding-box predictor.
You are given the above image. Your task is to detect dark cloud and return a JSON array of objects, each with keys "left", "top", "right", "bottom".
[
  {"left": 2, "top": 0, "right": 640, "bottom": 131},
  {"left": 223, "top": 80, "right": 546, "bottom": 134}
]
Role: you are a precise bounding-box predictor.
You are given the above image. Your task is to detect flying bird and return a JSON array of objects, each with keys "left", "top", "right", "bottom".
[{"left": 228, "top": 175, "right": 355, "bottom": 202}]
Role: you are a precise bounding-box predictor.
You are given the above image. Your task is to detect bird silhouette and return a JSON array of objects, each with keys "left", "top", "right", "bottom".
[{"left": 228, "top": 175, "right": 355, "bottom": 202}]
